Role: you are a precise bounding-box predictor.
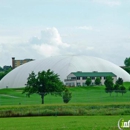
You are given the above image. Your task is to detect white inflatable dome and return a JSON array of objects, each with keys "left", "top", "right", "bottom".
[{"left": 0, "top": 55, "right": 130, "bottom": 88}]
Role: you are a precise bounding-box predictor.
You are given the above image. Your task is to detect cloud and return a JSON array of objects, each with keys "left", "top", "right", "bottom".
[
  {"left": 0, "top": 27, "right": 96, "bottom": 66},
  {"left": 93, "top": 0, "right": 121, "bottom": 6},
  {"left": 86, "top": 47, "right": 94, "bottom": 50},
  {"left": 0, "top": 27, "right": 71, "bottom": 65},
  {"left": 33, "top": 44, "right": 60, "bottom": 57},
  {"left": 30, "top": 27, "right": 69, "bottom": 47},
  {"left": 31, "top": 27, "right": 70, "bottom": 57},
  {"left": 0, "top": 27, "right": 128, "bottom": 67},
  {"left": 0, "top": 42, "right": 35, "bottom": 67}
]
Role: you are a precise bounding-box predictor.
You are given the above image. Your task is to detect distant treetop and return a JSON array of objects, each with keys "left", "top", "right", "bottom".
[{"left": 124, "top": 57, "right": 130, "bottom": 66}]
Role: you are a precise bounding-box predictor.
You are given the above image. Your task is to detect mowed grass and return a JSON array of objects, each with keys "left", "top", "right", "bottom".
[
  {"left": 0, "top": 82, "right": 130, "bottom": 105},
  {"left": 0, "top": 116, "right": 129, "bottom": 130},
  {"left": 0, "top": 83, "right": 130, "bottom": 130}
]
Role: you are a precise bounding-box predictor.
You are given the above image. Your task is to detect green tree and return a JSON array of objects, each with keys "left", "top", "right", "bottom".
[
  {"left": 119, "top": 85, "right": 126, "bottom": 96},
  {"left": 85, "top": 78, "right": 92, "bottom": 86},
  {"left": 104, "top": 76, "right": 114, "bottom": 96},
  {"left": 116, "top": 77, "right": 123, "bottom": 85},
  {"left": 95, "top": 77, "right": 101, "bottom": 85},
  {"left": 63, "top": 88, "right": 72, "bottom": 103},
  {"left": 114, "top": 77, "right": 126, "bottom": 96},
  {"left": 114, "top": 84, "right": 120, "bottom": 96},
  {"left": 23, "top": 69, "right": 65, "bottom": 104},
  {"left": 122, "top": 67, "right": 130, "bottom": 74},
  {"left": 0, "top": 68, "right": 12, "bottom": 80},
  {"left": 0, "top": 66, "right": 3, "bottom": 71},
  {"left": 0, "top": 73, "right": 5, "bottom": 80},
  {"left": 124, "top": 57, "right": 130, "bottom": 66},
  {"left": 128, "top": 86, "right": 130, "bottom": 91}
]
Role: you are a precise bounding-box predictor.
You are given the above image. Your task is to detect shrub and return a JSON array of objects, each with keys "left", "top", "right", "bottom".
[{"left": 63, "top": 88, "right": 72, "bottom": 103}]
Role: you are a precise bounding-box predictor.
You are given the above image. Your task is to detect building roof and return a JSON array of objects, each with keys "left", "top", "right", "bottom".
[{"left": 71, "top": 72, "right": 116, "bottom": 77}]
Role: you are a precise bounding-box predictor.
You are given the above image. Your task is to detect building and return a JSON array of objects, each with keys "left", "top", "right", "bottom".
[
  {"left": 12, "top": 57, "right": 34, "bottom": 69},
  {"left": 64, "top": 71, "right": 117, "bottom": 86},
  {"left": 0, "top": 55, "right": 129, "bottom": 89},
  {"left": 3, "top": 65, "right": 12, "bottom": 71}
]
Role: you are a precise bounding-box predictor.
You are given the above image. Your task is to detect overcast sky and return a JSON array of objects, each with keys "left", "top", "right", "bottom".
[{"left": 0, "top": 0, "right": 130, "bottom": 67}]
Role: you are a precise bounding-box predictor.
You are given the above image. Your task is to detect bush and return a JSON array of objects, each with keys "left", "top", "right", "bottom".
[
  {"left": 63, "top": 88, "right": 72, "bottom": 103},
  {"left": 95, "top": 77, "right": 101, "bottom": 85}
]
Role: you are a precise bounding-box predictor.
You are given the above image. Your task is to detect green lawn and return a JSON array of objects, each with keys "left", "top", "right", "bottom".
[
  {"left": 0, "top": 116, "right": 129, "bottom": 130},
  {"left": 0, "top": 83, "right": 130, "bottom": 130},
  {"left": 0, "top": 82, "right": 130, "bottom": 105}
]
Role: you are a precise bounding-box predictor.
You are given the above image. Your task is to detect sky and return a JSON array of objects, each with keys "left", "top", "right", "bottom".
[{"left": 0, "top": 0, "right": 130, "bottom": 67}]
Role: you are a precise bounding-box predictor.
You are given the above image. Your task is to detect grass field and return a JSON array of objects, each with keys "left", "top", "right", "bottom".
[
  {"left": 0, "top": 116, "right": 129, "bottom": 130},
  {"left": 0, "top": 82, "right": 130, "bottom": 118},
  {"left": 0, "top": 82, "right": 130, "bottom": 105},
  {"left": 0, "top": 83, "right": 130, "bottom": 130}
]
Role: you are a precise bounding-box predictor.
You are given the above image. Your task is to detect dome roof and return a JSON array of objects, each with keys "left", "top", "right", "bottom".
[{"left": 0, "top": 55, "right": 130, "bottom": 88}]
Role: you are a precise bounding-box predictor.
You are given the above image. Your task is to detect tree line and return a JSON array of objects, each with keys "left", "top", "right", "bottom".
[
  {"left": 122, "top": 57, "right": 130, "bottom": 74},
  {"left": 105, "top": 77, "right": 126, "bottom": 96},
  {"left": 0, "top": 66, "right": 12, "bottom": 80},
  {"left": 85, "top": 76, "right": 127, "bottom": 96}
]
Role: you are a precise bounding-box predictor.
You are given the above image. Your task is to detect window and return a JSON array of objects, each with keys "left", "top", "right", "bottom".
[
  {"left": 77, "top": 82, "right": 80, "bottom": 86},
  {"left": 20, "top": 60, "right": 23, "bottom": 64},
  {"left": 83, "top": 77, "right": 87, "bottom": 80},
  {"left": 71, "top": 77, "right": 76, "bottom": 80},
  {"left": 77, "top": 77, "right": 80, "bottom": 80},
  {"left": 91, "top": 77, "right": 95, "bottom": 80}
]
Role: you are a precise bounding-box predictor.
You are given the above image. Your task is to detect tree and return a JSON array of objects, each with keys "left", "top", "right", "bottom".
[
  {"left": 63, "top": 88, "right": 72, "bottom": 103},
  {"left": 128, "top": 86, "right": 130, "bottom": 91},
  {"left": 23, "top": 69, "right": 65, "bottom": 104},
  {"left": 104, "top": 76, "right": 114, "bottom": 96},
  {"left": 85, "top": 78, "right": 92, "bottom": 86},
  {"left": 114, "top": 84, "right": 120, "bottom": 96},
  {"left": 0, "top": 73, "right": 5, "bottom": 80},
  {"left": 0, "top": 66, "right": 3, "bottom": 71},
  {"left": 116, "top": 77, "right": 123, "bottom": 86},
  {"left": 0, "top": 68, "right": 12, "bottom": 80},
  {"left": 114, "top": 77, "right": 123, "bottom": 96},
  {"left": 124, "top": 57, "right": 130, "bottom": 66},
  {"left": 122, "top": 67, "right": 130, "bottom": 74},
  {"left": 119, "top": 85, "right": 126, "bottom": 96},
  {"left": 95, "top": 77, "right": 101, "bottom": 85},
  {"left": 114, "top": 77, "right": 127, "bottom": 96}
]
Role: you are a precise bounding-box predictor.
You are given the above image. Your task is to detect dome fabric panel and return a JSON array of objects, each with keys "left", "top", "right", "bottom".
[{"left": 0, "top": 55, "right": 130, "bottom": 88}]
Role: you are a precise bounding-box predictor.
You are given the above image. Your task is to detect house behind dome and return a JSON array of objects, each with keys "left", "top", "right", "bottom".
[{"left": 65, "top": 71, "right": 117, "bottom": 86}]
